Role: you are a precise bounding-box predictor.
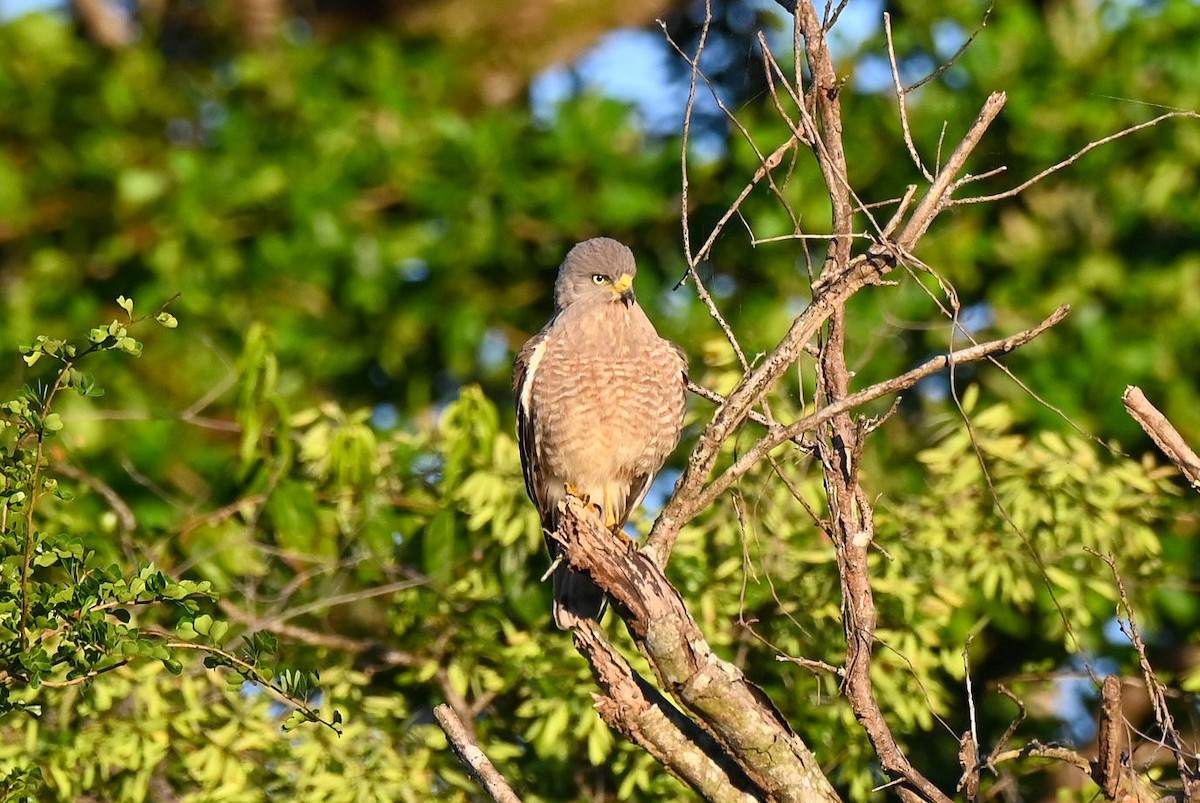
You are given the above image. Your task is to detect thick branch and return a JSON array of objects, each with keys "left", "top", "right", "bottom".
[
  {"left": 573, "top": 623, "right": 760, "bottom": 803},
  {"left": 434, "top": 704, "right": 523, "bottom": 803},
  {"left": 556, "top": 499, "right": 841, "bottom": 803},
  {"left": 1123, "top": 386, "right": 1200, "bottom": 491}
]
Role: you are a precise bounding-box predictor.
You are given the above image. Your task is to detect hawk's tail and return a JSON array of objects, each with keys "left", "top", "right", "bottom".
[{"left": 551, "top": 564, "right": 606, "bottom": 630}]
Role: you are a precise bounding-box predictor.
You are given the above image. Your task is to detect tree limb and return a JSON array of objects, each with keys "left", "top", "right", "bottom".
[
  {"left": 434, "top": 703, "right": 523, "bottom": 803},
  {"left": 556, "top": 498, "right": 842, "bottom": 803},
  {"left": 684, "top": 305, "right": 1070, "bottom": 518},
  {"left": 573, "top": 623, "right": 761, "bottom": 802},
  {"left": 646, "top": 92, "right": 1009, "bottom": 568}
]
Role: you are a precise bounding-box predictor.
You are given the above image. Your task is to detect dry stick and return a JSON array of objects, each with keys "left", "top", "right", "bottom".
[
  {"left": 434, "top": 704, "right": 523, "bottom": 803},
  {"left": 1123, "top": 385, "right": 1200, "bottom": 491},
  {"left": 884, "top": 13, "right": 933, "bottom": 182},
  {"left": 556, "top": 498, "right": 842, "bottom": 803},
  {"left": 573, "top": 623, "right": 761, "bottom": 803},
  {"left": 675, "top": 0, "right": 708, "bottom": 269},
  {"left": 1092, "top": 675, "right": 1165, "bottom": 803},
  {"left": 663, "top": 5, "right": 758, "bottom": 374},
  {"left": 687, "top": 380, "right": 812, "bottom": 449}
]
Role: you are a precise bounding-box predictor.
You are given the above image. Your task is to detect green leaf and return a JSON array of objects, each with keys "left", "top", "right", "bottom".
[{"left": 423, "top": 509, "right": 458, "bottom": 585}]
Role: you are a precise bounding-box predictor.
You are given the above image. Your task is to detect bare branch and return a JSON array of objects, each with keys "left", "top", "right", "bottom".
[
  {"left": 573, "top": 623, "right": 760, "bottom": 803},
  {"left": 648, "top": 88, "right": 1009, "bottom": 567},
  {"left": 1123, "top": 386, "right": 1200, "bottom": 491},
  {"left": 952, "top": 112, "right": 1200, "bottom": 206},
  {"left": 895, "top": 92, "right": 1007, "bottom": 249},
  {"left": 434, "top": 704, "right": 523, "bottom": 803},
  {"left": 677, "top": 305, "right": 1070, "bottom": 527},
  {"left": 1091, "top": 549, "right": 1200, "bottom": 798},
  {"left": 687, "top": 380, "right": 812, "bottom": 449}
]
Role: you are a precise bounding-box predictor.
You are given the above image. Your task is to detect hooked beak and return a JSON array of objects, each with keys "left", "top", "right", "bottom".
[{"left": 611, "top": 273, "right": 634, "bottom": 304}]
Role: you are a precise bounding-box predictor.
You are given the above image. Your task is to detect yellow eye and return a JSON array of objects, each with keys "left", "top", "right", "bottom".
[{"left": 591, "top": 274, "right": 608, "bottom": 285}]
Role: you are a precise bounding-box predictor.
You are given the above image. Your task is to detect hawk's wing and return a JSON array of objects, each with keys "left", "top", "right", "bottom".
[{"left": 512, "top": 323, "right": 554, "bottom": 527}]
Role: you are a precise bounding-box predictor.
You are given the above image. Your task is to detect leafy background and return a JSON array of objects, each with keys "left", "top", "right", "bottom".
[{"left": 1, "top": 0, "right": 1198, "bottom": 800}]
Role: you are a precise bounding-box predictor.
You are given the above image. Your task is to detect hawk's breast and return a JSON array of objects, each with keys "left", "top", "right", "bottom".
[{"left": 532, "top": 304, "right": 685, "bottom": 488}]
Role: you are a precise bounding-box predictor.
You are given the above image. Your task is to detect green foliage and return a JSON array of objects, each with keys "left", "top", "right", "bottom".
[
  {"left": 0, "top": 301, "right": 341, "bottom": 802},
  {"left": 2, "top": 2, "right": 1199, "bottom": 799},
  {"left": 668, "top": 383, "right": 1184, "bottom": 797}
]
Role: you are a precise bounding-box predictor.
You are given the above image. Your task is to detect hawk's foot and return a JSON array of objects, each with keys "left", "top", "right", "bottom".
[
  {"left": 563, "top": 482, "right": 589, "bottom": 505},
  {"left": 564, "top": 483, "right": 605, "bottom": 522}
]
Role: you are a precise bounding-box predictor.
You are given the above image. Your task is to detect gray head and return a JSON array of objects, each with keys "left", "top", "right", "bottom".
[{"left": 553, "top": 237, "right": 638, "bottom": 312}]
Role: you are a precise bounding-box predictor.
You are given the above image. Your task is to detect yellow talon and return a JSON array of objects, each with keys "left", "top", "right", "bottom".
[{"left": 565, "top": 483, "right": 604, "bottom": 521}]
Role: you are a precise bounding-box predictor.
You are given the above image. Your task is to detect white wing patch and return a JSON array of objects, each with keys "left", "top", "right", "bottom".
[{"left": 518, "top": 337, "right": 548, "bottom": 415}]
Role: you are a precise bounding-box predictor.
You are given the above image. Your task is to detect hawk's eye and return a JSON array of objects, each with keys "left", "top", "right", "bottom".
[{"left": 591, "top": 274, "right": 608, "bottom": 285}]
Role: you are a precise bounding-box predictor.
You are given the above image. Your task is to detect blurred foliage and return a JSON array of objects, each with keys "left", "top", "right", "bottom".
[{"left": 1, "top": 0, "right": 1199, "bottom": 800}]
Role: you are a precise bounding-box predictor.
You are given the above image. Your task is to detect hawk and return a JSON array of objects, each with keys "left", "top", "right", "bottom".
[{"left": 513, "top": 238, "right": 688, "bottom": 629}]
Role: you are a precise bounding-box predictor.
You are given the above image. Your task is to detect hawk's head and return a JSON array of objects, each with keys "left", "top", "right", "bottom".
[{"left": 554, "top": 238, "right": 638, "bottom": 312}]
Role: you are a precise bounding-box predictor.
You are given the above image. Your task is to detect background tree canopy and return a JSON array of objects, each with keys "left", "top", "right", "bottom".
[{"left": 1, "top": 0, "right": 1198, "bottom": 800}]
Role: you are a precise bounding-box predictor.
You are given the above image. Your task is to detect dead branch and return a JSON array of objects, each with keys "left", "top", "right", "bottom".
[
  {"left": 434, "top": 703, "right": 523, "bottom": 803},
  {"left": 1123, "top": 386, "right": 1200, "bottom": 491},
  {"left": 884, "top": 13, "right": 933, "bottom": 182},
  {"left": 1095, "top": 676, "right": 1163, "bottom": 803},
  {"left": 573, "top": 623, "right": 761, "bottom": 803},
  {"left": 556, "top": 498, "right": 842, "bottom": 803},
  {"left": 684, "top": 305, "right": 1070, "bottom": 519}
]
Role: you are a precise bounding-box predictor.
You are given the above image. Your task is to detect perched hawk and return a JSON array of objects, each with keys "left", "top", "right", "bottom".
[{"left": 513, "top": 238, "right": 688, "bottom": 629}]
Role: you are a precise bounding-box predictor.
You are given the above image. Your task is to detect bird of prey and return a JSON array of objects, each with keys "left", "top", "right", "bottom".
[{"left": 513, "top": 237, "right": 688, "bottom": 629}]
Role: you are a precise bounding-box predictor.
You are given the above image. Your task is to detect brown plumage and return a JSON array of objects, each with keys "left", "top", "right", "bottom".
[{"left": 513, "top": 238, "right": 688, "bottom": 629}]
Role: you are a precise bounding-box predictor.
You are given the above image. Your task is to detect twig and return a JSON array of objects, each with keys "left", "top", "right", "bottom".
[
  {"left": 1123, "top": 385, "right": 1200, "bottom": 491},
  {"left": 987, "top": 741, "right": 1092, "bottom": 773},
  {"left": 884, "top": 13, "right": 932, "bottom": 182},
  {"left": 672, "top": 0, "right": 709, "bottom": 269},
  {"left": 434, "top": 704, "right": 523, "bottom": 803},
  {"left": 895, "top": 92, "right": 1007, "bottom": 249},
  {"left": 952, "top": 112, "right": 1200, "bottom": 206},
  {"left": 687, "top": 380, "right": 811, "bottom": 449}
]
